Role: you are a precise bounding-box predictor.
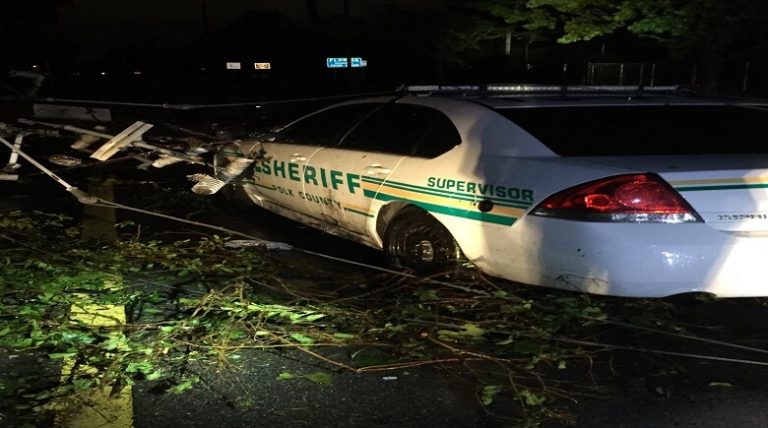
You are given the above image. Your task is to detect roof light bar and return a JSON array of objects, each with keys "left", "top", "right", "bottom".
[{"left": 402, "top": 84, "right": 680, "bottom": 94}]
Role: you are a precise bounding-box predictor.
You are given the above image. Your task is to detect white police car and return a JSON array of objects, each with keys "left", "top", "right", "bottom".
[{"left": 216, "top": 85, "right": 768, "bottom": 298}]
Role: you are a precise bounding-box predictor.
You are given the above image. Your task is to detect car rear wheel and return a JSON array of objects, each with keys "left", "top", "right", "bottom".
[{"left": 383, "top": 207, "right": 462, "bottom": 270}]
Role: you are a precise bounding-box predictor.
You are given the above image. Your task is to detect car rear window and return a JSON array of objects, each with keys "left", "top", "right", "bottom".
[{"left": 497, "top": 105, "right": 768, "bottom": 156}]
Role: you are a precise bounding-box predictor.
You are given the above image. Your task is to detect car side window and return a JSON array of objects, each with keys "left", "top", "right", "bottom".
[
  {"left": 412, "top": 113, "right": 462, "bottom": 158},
  {"left": 277, "top": 103, "right": 378, "bottom": 146},
  {"left": 339, "top": 104, "right": 460, "bottom": 157}
]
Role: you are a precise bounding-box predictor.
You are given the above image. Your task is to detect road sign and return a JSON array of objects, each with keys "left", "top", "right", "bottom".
[
  {"left": 326, "top": 57, "right": 348, "bottom": 68},
  {"left": 254, "top": 62, "right": 271, "bottom": 70},
  {"left": 350, "top": 57, "right": 367, "bottom": 68}
]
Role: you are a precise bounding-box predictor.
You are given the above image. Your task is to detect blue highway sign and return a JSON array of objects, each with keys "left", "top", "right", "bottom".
[{"left": 326, "top": 57, "right": 349, "bottom": 68}]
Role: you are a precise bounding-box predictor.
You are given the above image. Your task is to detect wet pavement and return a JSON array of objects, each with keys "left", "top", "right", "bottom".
[
  {"left": 131, "top": 349, "right": 501, "bottom": 428},
  {"left": 2, "top": 161, "right": 511, "bottom": 427},
  {"left": 7, "top": 164, "right": 768, "bottom": 428}
]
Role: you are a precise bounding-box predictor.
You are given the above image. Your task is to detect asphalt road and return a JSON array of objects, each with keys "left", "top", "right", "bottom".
[
  {"left": 131, "top": 349, "right": 503, "bottom": 428},
  {"left": 129, "top": 349, "right": 768, "bottom": 428},
  {"left": 6, "top": 172, "right": 768, "bottom": 428}
]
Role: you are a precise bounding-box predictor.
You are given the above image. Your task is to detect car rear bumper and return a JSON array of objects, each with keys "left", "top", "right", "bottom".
[{"left": 476, "top": 217, "right": 768, "bottom": 297}]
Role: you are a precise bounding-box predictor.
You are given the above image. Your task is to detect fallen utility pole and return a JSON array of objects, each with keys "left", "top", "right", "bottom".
[
  {"left": 17, "top": 118, "right": 210, "bottom": 167},
  {"left": 0, "top": 135, "right": 96, "bottom": 203},
  {"left": 0, "top": 134, "right": 23, "bottom": 181}
]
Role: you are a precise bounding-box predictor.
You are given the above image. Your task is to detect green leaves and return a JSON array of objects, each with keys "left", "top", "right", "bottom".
[
  {"left": 438, "top": 323, "right": 487, "bottom": 342},
  {"left": 166, "top": 377, "right": 199, "bottom": 394},
  {"left": 462, "top": 0, "right": 768, "bottom": 56},
  {"left": 246, "top": 303, "right": 327, "bottom": 324},
  {"left": 277, "top": 371, "right": 333, "bottom": 386},
  {"left": 0, "top": 208, "right": 687, "bottom": 427},
  {"left": 0, "top": 211, "right": 276, "bottom": 414},
  {"left": 518, "top": 388, "right": 548, "bottom": 407},
  {"left": 125, "top": 361, "right": 163, "bottom": 381},
  {"left": 289, "top": 333, "right": 315, "bottom": 346},
  {"left": 481, "top": 384, "right": 504, "bottom": 406}
]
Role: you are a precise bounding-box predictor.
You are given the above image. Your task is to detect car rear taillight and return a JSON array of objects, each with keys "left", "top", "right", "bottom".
[{"left": 531, "top": 173, "right": 701, "bottom": 223}]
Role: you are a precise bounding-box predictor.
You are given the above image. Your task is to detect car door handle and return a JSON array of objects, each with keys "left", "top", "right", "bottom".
[
  {"left": 291, "top": 153, "right": 307, "bottom": 162},
  {"left": 365, "top": 164, "right": 391, "bottom": 174}
]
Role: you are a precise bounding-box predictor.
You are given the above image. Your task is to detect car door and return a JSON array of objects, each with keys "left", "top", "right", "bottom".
[
  {"left": 250, "top": 102, "right": 379, "bottom": 217},
  {"left": 304, "top": 103, "right": 461, "bottom": 239}
]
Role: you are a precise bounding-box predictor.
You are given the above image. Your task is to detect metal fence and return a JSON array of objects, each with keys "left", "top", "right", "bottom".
[{"left": 585, "top": 62, "right": 766, "bottom": 96}]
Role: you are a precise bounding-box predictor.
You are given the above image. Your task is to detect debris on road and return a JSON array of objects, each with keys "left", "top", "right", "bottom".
[
  {"left": 90, "top": 120, "right": 154, "bottom": 161},
  {"left": 47, "top": 153, "right": 82, "bottom": 166},
  {"left": 224, "top": 239, "right": 293, "bottom": 251},
  {"left": 13, "top": 118, "right": 214, "bottom": 168}
]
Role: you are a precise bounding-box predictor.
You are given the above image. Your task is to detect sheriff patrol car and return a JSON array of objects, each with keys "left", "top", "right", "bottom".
[{"left": 215, "top": 85, "right": 768, "bottom": 298}]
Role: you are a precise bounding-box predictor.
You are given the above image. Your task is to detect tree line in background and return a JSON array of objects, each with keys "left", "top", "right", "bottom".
[
  {"left": 301, "top": 0, "right": 768, "bottom": 94},
  {"left": 441, "top": 0, "right": 768, "bottom": 93}
]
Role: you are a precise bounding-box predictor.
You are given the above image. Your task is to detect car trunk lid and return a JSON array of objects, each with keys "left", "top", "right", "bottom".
[{"left": 580, "top": 155, "right": 768, "bottom": 232}]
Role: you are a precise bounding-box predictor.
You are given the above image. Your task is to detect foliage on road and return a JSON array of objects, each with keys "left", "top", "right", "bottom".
[{"left": 0, "top": 209, "right": 702, "bottom": 426}]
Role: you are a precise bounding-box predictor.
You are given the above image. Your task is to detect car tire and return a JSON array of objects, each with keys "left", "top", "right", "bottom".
[{"left": 383, "top": 207, "right": 463, "bottom": 270}]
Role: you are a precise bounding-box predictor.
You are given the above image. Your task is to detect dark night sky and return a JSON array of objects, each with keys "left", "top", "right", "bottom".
[
  {"left": 8, "top": 0, "right": 444, "bottom": 60},
  {"left": 0, "top": 0, "right": 454, "bottom": 98},
  {"left": 7, "top": 1, "right": 735, "bottom": 97}
]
